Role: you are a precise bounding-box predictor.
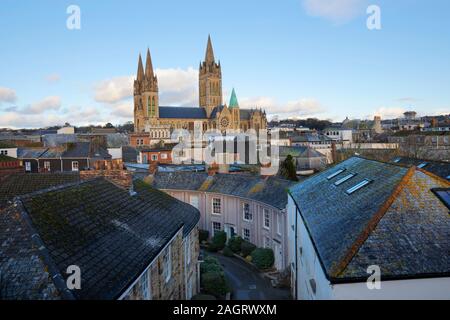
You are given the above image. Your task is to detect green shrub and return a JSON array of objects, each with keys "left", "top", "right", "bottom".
[
  {"left": 211, "top": 231, "right": 227, "bottom": 250},
  {"left": 206, "top": 242, "right": 219, "bottom": 252},
  {"left": 200, "top": 256, "right": 223, "bottom": 275},
  {"left": 223, "top": 246, "right": 234, "bottom": 257},
  {"left": 251, "top": 248, "right": 275, "bottom": 270},
  {"left": 228, "top": 236, "right": 243, "bottom": 253},
  {"left": 199, "top": 229, "right": 209, "bottom": 243},
  {"left": 241, "top": 240, "right": 257, "bottom": 257},
  {"left": 201, "top": 272, "right": 228, "bottom": 297}
]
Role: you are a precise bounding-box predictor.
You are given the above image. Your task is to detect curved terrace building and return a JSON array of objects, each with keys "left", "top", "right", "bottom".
[{"left": 147, "top": 171, "right": 295, "bottom": 271}]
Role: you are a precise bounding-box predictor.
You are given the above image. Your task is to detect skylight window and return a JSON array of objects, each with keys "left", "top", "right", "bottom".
[
  {"left": 393, "top": 157, "right": 401, "bottom": 163},
  {"left": 432, "top": 188, "right": 450, "bottom": 209},
  {"left": 334, "top": 173, "right": 356, "bottom": 186},
  {"left": 346, "top": 179, "right": 372, "bottom": 195},
  {"left": 326, "top": 168, "right": 346, "bottom": 180},
  {"left": 417, "top": 162, "right": 428, "bottom": 168}
]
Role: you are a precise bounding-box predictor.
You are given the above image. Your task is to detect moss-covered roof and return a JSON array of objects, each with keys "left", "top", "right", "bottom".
[
  {"left": 1, "top": 177, "right": 200, "bottom": 299},
  {"left": 0, "top": 173, "right": 81, "bottom": 207}
]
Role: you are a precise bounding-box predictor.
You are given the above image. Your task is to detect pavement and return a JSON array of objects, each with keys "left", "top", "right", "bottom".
[{"left": 207, "top": 252, "right": 291, "bottom": 300}]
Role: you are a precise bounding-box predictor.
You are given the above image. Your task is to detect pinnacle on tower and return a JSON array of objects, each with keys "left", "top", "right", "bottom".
[
  {"left": 229, "top": 88, "right": 239, "bottom": 108},
  {"left": 137, "top": 54, "right": 144, "bottom": 81},
  {"left": 205, "top": 35, "right": 215, "bottom": 63},
  {"left": 145, "top": 48, "right": 154, "bottom": 79}
]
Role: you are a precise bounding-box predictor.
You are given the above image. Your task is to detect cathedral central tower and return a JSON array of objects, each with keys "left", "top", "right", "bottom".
[{"left": 199, "top": 35, "right": 222, "bottom": 118}]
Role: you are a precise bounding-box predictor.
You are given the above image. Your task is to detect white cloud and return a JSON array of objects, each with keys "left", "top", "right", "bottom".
[
  {"left": 157, "top": 67, "right": 198, "bottom": 106},
  {"left": 24, "top": 96, "right": 62, "bottom": 114},
  {"left": 93, "top": 67, "right": 199, "bottom": 106},
  {"left": 94, "top": 76, "right": 134, "bottom": 104},
  {"left": 240, "top": 96, "right": 325, "bottom": 118},
  {"left": 0, "top": 106, "right": 105, "bottom": 129},
  {"left": 302, "top": 0, "right": 368, "bottom": 23},
  {"left": 371, "top": 107, "right": 406, "bottom": 119},
  {"left": 0, "top": 87, "right": 17, "bottom": 104},
  {"left": 46, "top": 73, "right": 61, "bottom": 84},
  {"left": 110, "top": 101, "right": 134, "bottom": 118}
]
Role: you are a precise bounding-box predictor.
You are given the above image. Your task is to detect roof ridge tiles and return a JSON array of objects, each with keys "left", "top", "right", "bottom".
[
  {"left": 331, "top": 166, "right": 417, "bottom": 278},
  {"left": 417, "top": 167, "right": 450, "bottom": 186},
  {"left": 14, "top": 201, "right": 76, "bottom": 300}
]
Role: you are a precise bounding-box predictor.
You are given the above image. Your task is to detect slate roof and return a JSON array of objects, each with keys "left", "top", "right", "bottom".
[
  {"left": 0, "top": 178, "right": 200, "bottom": 299},
  {"left": 210, "top": 105, "right": 225, "bottom": 119},
  {"left": 279, "top": 146, "right": 326, "bottom": 159},
  {"left": 133, "top": 180, "right": 200, "bottom": 237},
  {"left": 150, "top": 172, "right": 295, "bottom": 209},
  {"left": 0, "top": 173, "right": 80, "bottom": 208},
  {"left": 0, "top": 154, "right": 18, "bottom": 162},
  {"left": 391, "top": 157, "right": 450, "bottom": 180},
  {"left": 17, "top": 148, "right": 47, "bottom": 158},
  {"left": 159, "top": 106, "right": 208, "bottom": 119},
  {"left": 290, "top": 134, "right": 332, "bottom": 143},
  {"left": 289, "top": 157, "right": 450, "bottom": 283},
  {"left": 122, "top": 146, "right": 138, "bottom": 163}
]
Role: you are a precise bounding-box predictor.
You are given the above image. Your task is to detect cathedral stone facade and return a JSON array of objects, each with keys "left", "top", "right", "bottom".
[{"left": 133, "top": 36, "right": 267, "bottom": 135}]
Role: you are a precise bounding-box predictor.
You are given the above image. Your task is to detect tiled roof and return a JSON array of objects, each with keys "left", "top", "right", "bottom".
[
  {"left": 0, "top": 205, "right": 62, "bottom": 299},
  {"left": 290, "top": 134, "right": 332, "bottom": 143},
  {"left": 122, "top": 146, "right": 138, "bottom": 163},
  {"left": 289, "top": 157, "right": 450, "bottom": 282},
  {"left": 0, "top": 173, "right": 81, "bottom": 207},
  {"left": 159, "top": 106, "right": 208, "bottom": 119},
  {"left": 0, "top": 178, "right": 200, "bottom": 299},
  {"left": 150, "top": 172, "right": 295, "bottom": 209},
  {"left": 0, "top": 154, "right": 18, "bottom": 162},
  {"left": 17, "top": 148, "right": 48, "bottom": 158},
  {"left": 133, "top": 180, "right": 200, "bottom": 237},
  {"left": 279, "top": 146, "right": 325, "bottom": 158},
  {"left": 391, "top": 157, "right": 450, "bottom": 180}
]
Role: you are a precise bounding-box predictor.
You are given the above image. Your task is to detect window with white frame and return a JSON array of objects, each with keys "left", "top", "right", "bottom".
[
  {"left": 243, "top": 203, "right": 252, "bottom": 221},
  {"left": 276, "top": 213, "right": 282, "bottom": 235},
  {"left": 242, "top": 228, "right": 250, "bottom": 241},
  {"left": 161, "top": 153, "right": 168, "bottom": 160},
  {"left": 151, "top": 154, "right": 158, "bottom": 161},
  {"left": 71, "top": 161, "right": 79, "bottom": 172},
  {"left": 162, "top": 246, "right": 172, "bottom": 283},
  {"left": 212, "top": 198, "right": 221, "bottom": 215},
  {"left": 263, "top": 209, "right": 270, "bottom": 229},
  {"left": 189, "top": 195, "right": 199, "bottom": 209},
  {"left": 139, "top": 270, "right": 150, "bottom": 300},
  {"left": 44, "top": 161, "right": 51, "bottom": 171},
  {"left": 212, "top": 222, "right": 221, "bottom": 235}
]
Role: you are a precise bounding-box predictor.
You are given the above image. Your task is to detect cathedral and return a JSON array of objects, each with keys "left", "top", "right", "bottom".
[{"left": 133, "top": 36, "right": 267, "bottom": 136}]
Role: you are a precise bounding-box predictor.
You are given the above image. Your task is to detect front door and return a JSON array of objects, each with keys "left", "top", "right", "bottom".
[
  {"left": 224, "top": 225, "right": 235, "bottom": 240},
  {"left": 274, "top": 243, "right": 283, "bottom": 270}
]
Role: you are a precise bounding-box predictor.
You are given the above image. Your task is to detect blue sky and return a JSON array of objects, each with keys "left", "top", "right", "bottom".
[{"left": 0, "top": 0, "right": 449, "bottom": 128}]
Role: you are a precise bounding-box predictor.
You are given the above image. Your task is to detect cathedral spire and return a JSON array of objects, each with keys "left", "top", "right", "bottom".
[
  {"left": 205, "top": 35, "right": 215, "bottom": 63},
  {"left": 137, "top": 54, "right": 144, "bottom": 81},
  {"left": 145, "top": 48, "right": 154, "bottom": 79},
  {"left": 229, "top": 88, "right": 239, "bottom": 108}
]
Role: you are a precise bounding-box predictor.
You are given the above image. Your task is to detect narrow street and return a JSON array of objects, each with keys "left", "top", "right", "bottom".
[{"left": 208, "top": 252, "right": 291, "bottom": 300}]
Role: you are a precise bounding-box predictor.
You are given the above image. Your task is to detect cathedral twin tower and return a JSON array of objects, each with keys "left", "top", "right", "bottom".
[{"left": 134, "top": 36, "right": 267, "bottom": 134}]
